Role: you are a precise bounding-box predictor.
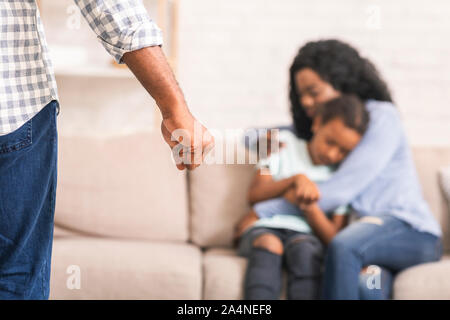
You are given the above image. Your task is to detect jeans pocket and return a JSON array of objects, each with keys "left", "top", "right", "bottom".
[{"left": 0, "top": 119, "right": 32, "bottom": 155}]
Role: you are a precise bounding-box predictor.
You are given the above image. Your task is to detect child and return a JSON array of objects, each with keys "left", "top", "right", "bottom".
[{"left": 235, "top": 94, "right": 369, "bottom": 300}]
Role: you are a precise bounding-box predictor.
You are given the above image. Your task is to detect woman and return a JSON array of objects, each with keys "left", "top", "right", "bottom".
[{"left": 255, "top": 39, "right": 442, "bottom": 299}]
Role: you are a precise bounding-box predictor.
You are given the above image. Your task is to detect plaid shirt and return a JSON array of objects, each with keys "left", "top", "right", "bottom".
[{"left": 0, "top": 0, "right": 163, "bottom": 136}]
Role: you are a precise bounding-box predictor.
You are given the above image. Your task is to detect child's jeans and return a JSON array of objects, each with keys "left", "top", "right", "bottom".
[
  {"left": 0, "top": 101, "right": 59, "bottom": 299},
  {"left": 238, "top": 227, "right": 324, "bottom": 300}
]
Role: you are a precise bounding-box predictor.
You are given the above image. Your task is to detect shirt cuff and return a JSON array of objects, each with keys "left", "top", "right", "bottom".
[
  {"left": 334, "top": 205, "right": 349, "bottom": 215},
  {"left": 97, "top": 19, "right": 164, "bottom": 64}
]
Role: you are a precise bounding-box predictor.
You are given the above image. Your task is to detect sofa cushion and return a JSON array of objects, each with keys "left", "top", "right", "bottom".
[
  {"left": 441, "top": 166, "right": 450, "bottom": 192},
  {"left": 203, "top": 248, "right": 247, "bottom": 300},
  {"left": 393, "top": 256, "right": 450, "bottom": 299},
  {"left": 189, "top": 164, "right": 255, "bottom": 248},
  {"left": 53, "top": 225, "right": 78, "bottom": 238},
  {"left": 50, "top": 237, "right": 202, "bottom": 299},
  {"left": 440, "top": 166, "right": 450, "bottom": 253},
  {"left": 203, "top": 248, "right": 288, "bottom": 300},
  {"left": 55, "top": 132, "right": 189, "bottom": 242},
  {"left": 412, "top": 148, "right": 450, "bottom": 253},
  {"left": 439, "top": 166, "right": 450, "bottom": 218}
]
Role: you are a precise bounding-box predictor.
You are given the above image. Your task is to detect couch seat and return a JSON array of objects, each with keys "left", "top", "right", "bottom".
[{"left": 50, "top": 237, "right": 202, "bottom": 299}]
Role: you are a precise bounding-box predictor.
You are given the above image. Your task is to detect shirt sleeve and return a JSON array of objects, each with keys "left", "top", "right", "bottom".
[
  {"left": 243, "top": 125, "right": 296, "bottom": 151},
  {"left": 334, "top": 204, "right": 349, "bottom": 215},
  {"left": 74, "top": 0, "right": 163, "bottom": 63},
  {"left": 255, "top": 152, "right": 279, "bottom": 174},
  {"left": 317, "top": 102, "right": 404, "bottom": 212}
]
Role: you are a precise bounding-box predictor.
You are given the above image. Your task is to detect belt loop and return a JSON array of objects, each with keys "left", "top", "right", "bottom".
[{"left": 55, "top": 100, "right": 60, "bottom": 116}]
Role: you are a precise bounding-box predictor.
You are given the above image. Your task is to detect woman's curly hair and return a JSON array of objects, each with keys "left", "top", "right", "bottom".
[{"left": 290, "top": 39, "right": 393, "bottom": 140}]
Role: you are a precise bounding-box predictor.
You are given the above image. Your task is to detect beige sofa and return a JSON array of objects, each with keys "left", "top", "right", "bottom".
[{"left": 49, "top": 132, "right": 450, "bottom": 299}]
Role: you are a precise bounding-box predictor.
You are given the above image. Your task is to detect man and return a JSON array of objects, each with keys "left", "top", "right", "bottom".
[{"left": 0, "top": 0, "right": 213, "bottom": 299}]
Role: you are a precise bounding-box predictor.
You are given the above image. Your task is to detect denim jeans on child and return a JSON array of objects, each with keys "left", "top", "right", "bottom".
[
  {"left": 0, "top": 100, "right": 59, "bottom": 299},
  {"left": 238, "top": 227, "right": 324, "bottom": 300},
  {"left": 322, "top": 215, "right": 443, "bottom": 300}
]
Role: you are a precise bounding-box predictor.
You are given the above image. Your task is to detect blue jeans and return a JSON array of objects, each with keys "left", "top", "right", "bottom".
[
  {"left": 238, "top": 227, "right": 324, "bottom": 300},
  {"left": 0, "top": 101, "right": 59, "bottom": 299},
  {"left": 359, "top": 265, "right": 394, "bottom": 300},
  {"left": 322, "top": 215, "right": 443, "bottom": 299}
]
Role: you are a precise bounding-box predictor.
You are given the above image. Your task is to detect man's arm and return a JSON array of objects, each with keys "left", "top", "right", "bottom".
[
  {"left": 122, "top": 47, "right": 214, "bottom": 170},
  {"left": 122, "top": 46, "right": 185, "bottom": 120},
  {"left": 73, "top": 0, "right": 164, "bottom": 63},
  {"left": 74, "top": 0, "right": 214, "bottom": 169}
]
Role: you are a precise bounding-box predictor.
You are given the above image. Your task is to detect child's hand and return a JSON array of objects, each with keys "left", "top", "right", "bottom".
[
  {"left": 294, "top": 174, "right": 320, "bottom": 205},
  {"left": 299, "top": 201, "right": 320, "bottom": 213},
  {"left": 234, "top": 210, "right": 259, "bottom": 240},
  {"left": 283, "top": 186, "right": 298, "bottom": 205}
]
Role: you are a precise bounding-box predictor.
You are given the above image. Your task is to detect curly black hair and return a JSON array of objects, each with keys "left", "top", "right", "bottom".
[
  {"left": 318, "top": 94, "right": 370, "bottom": 136},
  {"left": 289, "top": 39, "right": 393, "bottom": 140}
]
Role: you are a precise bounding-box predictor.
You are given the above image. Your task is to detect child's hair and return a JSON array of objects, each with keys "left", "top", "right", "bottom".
[{"left": 316, "top": 95, "right": 370, "bottom": 135}]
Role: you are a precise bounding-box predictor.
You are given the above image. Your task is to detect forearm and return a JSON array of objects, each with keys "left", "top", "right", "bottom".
[
  {"left": 248, "top": 176, "right": 296, "bottom": 205},
  {"left": 122, "top": 46, "right": 189, "bottom": 119},
  {"left": 303, "top": 205, "right": 339, "bottom": 245}
]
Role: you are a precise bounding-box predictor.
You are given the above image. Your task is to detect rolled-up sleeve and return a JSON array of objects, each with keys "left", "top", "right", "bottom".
[{"left": 74, "top": 0, "right": 163, "bottom": 63}]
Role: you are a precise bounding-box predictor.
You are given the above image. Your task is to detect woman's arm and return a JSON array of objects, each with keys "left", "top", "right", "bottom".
[
  {"left": 301, "top": 203, "right": 348, "bottom": 245},
  {"left": 317, "top": 102, "right": 404, "bottom": 212}
]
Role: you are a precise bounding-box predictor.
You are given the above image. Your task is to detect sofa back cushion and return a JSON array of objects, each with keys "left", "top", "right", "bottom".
[
  {"left": 189, "top": 164, "right": 255, "bottom": 247},
  {"left": 189, "top": 147, "right": 450, "bottom": 250},
  {"left": 55, "top": 132, "right": 189, "bottom": 242},
  {"left": 412, "top": 148, "right": 450, "bottom": 253}
]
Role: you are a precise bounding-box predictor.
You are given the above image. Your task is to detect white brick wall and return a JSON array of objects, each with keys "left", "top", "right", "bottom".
[{"left": 177, "top": 0, "right": 450, "bottom": 146}]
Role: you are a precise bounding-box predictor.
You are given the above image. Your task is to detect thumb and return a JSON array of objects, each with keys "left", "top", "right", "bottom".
[{"left": 161, "top": 121, "right": 179, "bottom": 148}]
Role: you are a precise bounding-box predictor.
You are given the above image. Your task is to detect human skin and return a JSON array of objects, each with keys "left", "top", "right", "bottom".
[
  {"left": 308, "top": 117, "right": 362, "bottom": 166},
  {"left": 122, "top": 46, "right": 214, "bottom": 170},
  {"left": 254, "top": 67, "right": 343, "bottom": 196},
  {"left": 237, "top": 66, "right": 348, "bottom": 241},
  {"left": 236, "top": 117, "right": 361, "bottom": 244},
  {"left": 294, "top": 68, "right": 341, "bottom": 118}
]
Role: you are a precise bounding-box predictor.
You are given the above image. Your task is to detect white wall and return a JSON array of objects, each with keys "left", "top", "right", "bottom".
[{"left": 176, "top": 0, "right": 450, "bottom": 146}]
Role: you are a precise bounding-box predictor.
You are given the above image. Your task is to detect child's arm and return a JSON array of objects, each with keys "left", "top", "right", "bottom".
[
  {"left": 247, "top": 169, "right": 297, "bottom": 205},
  {"left": 300, "top": 202, "right": 348, "bottom": 245},
  {"left": 234, "top": 210, "right": 259, "bottom": 241}
]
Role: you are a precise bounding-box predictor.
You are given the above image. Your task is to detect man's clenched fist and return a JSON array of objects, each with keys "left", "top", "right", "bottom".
[{"left": 161, "top": 110, "right": 215, "bottom": 170}]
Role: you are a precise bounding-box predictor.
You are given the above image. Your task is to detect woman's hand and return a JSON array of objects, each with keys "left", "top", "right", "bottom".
[{"left": 294, "top": 174, "right": 321, "bottom": 204}]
